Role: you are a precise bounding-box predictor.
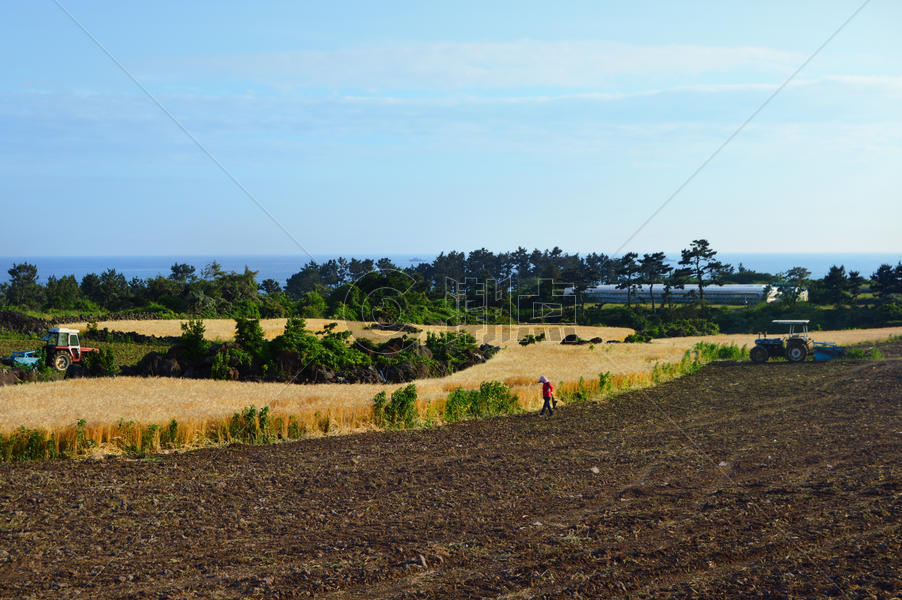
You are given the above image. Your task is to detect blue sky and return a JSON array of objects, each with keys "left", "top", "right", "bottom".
[{"left": 1, "top": 1, "right": 900, "bottom": 256}]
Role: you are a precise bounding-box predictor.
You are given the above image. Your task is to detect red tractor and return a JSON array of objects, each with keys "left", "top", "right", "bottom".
[{"left": 41, "top": 327, "right": 99, "bottom": 371}]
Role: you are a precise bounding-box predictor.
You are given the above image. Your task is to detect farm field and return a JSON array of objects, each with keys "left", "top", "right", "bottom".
[
  {"left": 68, "top": 317, "right": 634, "bottom": 347},
  {"left": 0, "top": 355, "right": 899, "bottom": 597},
  {"left": 1, "top": 326, "right": 901, "bottom": 433}
]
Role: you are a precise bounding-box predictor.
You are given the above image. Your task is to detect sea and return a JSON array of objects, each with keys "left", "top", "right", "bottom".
[{"left": 1, "top": 253, "right": 900, "bottom": 285}]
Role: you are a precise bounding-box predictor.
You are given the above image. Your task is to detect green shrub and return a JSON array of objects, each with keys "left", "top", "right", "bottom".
[
  {"left": 0, "top": 427, "right": 57, "bottom": 461},
  {"left": 228, "top": 405, "right": 273, "bottom": 443},
  {"left": 159, "top": 419, "right": 179, "bottom": 448},
  {"left": 845, "top": 346, "right": 885, "bottom": 360},
  {"left": 598, "top": 371, "right": 613, "bottom": 395},
  {"left": 180, "top": 319, "right": 210, "bottom": 361},
  {"left": 83, "top": 347, "right": 117, "bottom": 376},
  {"left": 373, "top": 384, "right": 418, "bottom": 429},
  {"left": 560, "top": 377, "right": 591, "bottom": 403},
  {"left": 426, "top": 331, "right": 478, "bottom": 371},
  {"left": 444, "top": 381, "right": 519, "bottom": 422},
  {"left": 235, "top": 317, "right": 267, "bottom": 363},
  {"left": 518, "top": 332, "right": 546, "bottom": 346}
]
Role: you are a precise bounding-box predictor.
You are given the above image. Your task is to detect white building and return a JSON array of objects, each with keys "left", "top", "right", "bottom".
[{"left": 570, "top": 283, "right": 795, "bottom": 305}]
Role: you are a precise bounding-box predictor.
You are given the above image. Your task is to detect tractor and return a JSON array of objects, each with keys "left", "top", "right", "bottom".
[
  {"left": 750, "top": 320, "right": 814, "bottom": 363},
  {"left": 2, "top": 327, "right": 98, "bottom": 372},
  {"left": 41, "top": 327, "right": 98, "bottom": 371},
  {"left": 750, "top": 320, "right": 845, "bottom": 363}
]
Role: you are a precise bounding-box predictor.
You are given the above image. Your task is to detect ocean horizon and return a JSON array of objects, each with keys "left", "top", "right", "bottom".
[{"left": 1, "top": 252, "right": 900, "bottom": 286}]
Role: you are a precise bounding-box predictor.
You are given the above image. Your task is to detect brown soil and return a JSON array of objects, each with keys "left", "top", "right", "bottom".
[{"left": 0, "top": 359, "right": 899, "bottom": 599}]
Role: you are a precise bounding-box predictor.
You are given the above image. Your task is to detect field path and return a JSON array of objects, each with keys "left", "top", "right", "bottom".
[{"left": 0, "top": 356, "right": 899, "bottom": 598}]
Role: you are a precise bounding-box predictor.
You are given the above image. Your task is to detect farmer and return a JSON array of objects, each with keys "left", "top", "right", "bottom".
[{"left": 538, "top": 375, "right": 555, "bottom": 416}]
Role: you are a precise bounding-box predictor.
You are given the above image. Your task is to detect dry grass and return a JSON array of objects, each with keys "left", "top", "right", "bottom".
[
  {"left": 3, "top": 326, "right": 901, "bottom": 438},
  {"left": 67, "top": 318, "right": 633, "bottom": 347}
]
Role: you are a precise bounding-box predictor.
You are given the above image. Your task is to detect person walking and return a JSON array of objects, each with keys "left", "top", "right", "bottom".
[{"left": 538, "top": 375, "right": 555, "bottom": 416}]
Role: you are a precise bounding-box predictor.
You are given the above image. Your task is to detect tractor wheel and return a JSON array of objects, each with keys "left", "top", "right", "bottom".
[
  {"left": 52, "top": 352, "right": 72, "bottom": 372},
  {"left": 786, "top": 343, "right": 808, "bottom": 363},
  {"left": 750, "top": 346, "right": 769, "bottom": 363}
]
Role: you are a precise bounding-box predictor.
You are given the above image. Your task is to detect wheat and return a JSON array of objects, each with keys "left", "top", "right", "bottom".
[
  {"left": 67, "top": 318, "right": 633, "bottom": 347},
  {"left": 3, "top": 326, "right": 900, "bottom": 435}
]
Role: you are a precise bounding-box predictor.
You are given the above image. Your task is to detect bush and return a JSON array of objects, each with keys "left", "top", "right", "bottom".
[
  {"left": 373, "top": 384, "right": 418, "bottom": 429},
  {"left": 692, "top": 342, "right": 746, "bottom": 362},
  {"left": 560, "top": 377, "right": 592, "bottom": 403},
  {"left": 598, "top": 372, "right": 613, "bottom": 394},
  {"left": 83, "top": 347, "right": 116, "bottom": 376},
  {"left": 624, "top": 332, "right": 651, "bottom": 343},
  {"left": 228, "top": 405, "right": 273, "bottom": 443},
  {"left": 235, "top": 317, "right": 267, "bottom": 364},
  {"left": 518, "top": 332, "right": 546, "bottom": 346},
  {"left": 180, "top": 319, "right": 209, "bottom": 361},
  {"left": 426, "top": 331, "right": 478, "bottom": 371},
  {"left": 845, "top": 346, "right": 885, "bottom": 360},
  {"left": 444, "top": 381, "right": 519, "bottom": 422}
]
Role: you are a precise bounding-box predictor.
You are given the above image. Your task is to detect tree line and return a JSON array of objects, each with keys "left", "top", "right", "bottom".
[{"left": 2, "top": 240, "right": 901, "bottom": 323}]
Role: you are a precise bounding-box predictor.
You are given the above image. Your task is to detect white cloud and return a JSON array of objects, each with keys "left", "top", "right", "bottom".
[{"left": 189, "top": 41, "right": 801, "bottom": 90}]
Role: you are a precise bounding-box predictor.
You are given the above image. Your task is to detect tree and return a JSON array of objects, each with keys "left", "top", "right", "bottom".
[
  {"left": 299, "top": 290, "right": 327, "bottom": 318},
  {"left": 662, "top": 269, "right": 688, "bottom": 309},
  {"left": 511, "top": 246, "right": 531, "bottom": 280},
  {"left": 678, "top": 239, "right": 729, "bottom": 303},
  {"left": 200, "top": 261, "right": 224, "bottom": 281},
  {"left": 348, "top": 258, "right": 375, "bottom": 282},
  {"left": 376, "top": 257, "right": 397, "bottom": 273},
  {"left": 169, "top": 263, "right": 196, "bottom": 282},
  {"left": 638, "top": 252, "right": 671, "bottom": 312},
  {"left": 819, "top": 265, "right": 849, "bottom": 305},
  {"left": 615, "top": 253, "right": 640, "bottom": 308},
  {"left": 258, "top": 279, "right": 282, "bottom": 295},
  {"left": 97, "top": 269, "right": 130, "bottom": 310},
  {"left": 285, "top": 262, "right": 323, "bottom": 299},
  {"left": 847, "top": 270, "right": 866, "bottom": 303},
  {"left": 5, "top": 263, "right": 45, "bottom": 309},
  {"left": 871, "top": 263, "right": 902, "bottom": 302},
  {"left": 45, "top": 275, "right": 81, "bottom": 309},
  {"left": 775, "top": 267, "right": 811, "bottom": 305},
  {"left": 80, "top": 273, "right": 102, "bottom": 304}
]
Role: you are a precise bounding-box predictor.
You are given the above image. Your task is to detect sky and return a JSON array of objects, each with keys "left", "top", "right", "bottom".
[{"left": 0, "top": 1, "right": 900, "bottom": 257}]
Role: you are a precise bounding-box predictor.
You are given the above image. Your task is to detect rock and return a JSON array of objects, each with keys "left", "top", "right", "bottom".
[
  {"left": 589, "top": 337, "right": 604, "bottom": 344},
  {"left": 157, "top": 358, "right": 182, "bottom": 377},
  {"left": 0, "top": 370, "right": 21, "bottom": 386},
  {"left": 135, "top": 352, "right": 164, "bottom": 376},
  {"left": 66, "top": 364, "right": 85, "bottom": 379},
  {"left": 0, "top": 310, "right": 49, "bottom": 336}
]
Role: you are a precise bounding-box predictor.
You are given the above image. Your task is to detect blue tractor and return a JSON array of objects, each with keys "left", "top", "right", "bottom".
[
  {"left": 750, "top": 320, "right": 845, "bottom": 363},
  {"left": 750, "top": 320, "right": 814, "bottom": 363}
]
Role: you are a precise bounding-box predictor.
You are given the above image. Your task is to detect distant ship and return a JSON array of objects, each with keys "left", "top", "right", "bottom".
[{"left": 409, "top": 257, "right": 426, "bottom": 263}]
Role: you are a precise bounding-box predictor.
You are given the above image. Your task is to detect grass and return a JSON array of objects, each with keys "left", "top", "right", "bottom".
[
  {"left": 0, "top": 341, "right": 743, "bottom": 460},
  {"left": 2, "top": 325, "right": 901, "bottom": 461},
  {"left": 66, "top": 318, "right": 634, "bottom": 346},
  {"left": 0, "top": 337, "right": 168, "bottom": 371}
]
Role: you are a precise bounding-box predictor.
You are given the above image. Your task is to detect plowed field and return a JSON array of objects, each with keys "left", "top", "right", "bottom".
[{"left": 1, "top": 354, "right": 900, "bottom": 598}]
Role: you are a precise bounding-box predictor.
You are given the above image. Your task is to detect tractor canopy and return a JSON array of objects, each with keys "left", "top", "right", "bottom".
[{"left": 42, "top": 327, "right": 81, "bottom": 347}]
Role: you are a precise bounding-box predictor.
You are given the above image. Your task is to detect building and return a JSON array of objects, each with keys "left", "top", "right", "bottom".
[{"left": 570, "top": 283, "right": 796, "bottom": 305}]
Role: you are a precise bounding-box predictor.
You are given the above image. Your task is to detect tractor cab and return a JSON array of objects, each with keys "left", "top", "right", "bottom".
[{"left": 751, "top": 320, "right": 813, "bottom": 363}]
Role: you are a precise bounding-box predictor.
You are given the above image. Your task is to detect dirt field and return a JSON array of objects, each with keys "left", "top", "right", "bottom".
[{"left": 0, "top": 352, "right": 899, "bottom": 598}]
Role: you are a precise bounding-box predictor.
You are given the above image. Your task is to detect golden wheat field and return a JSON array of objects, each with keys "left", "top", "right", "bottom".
[
  {"left": 3, "top": 326, "right": 900, "bottom": 440},
  {"left": 69, "top": 318, "right": 633, "bottom": 347}
]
